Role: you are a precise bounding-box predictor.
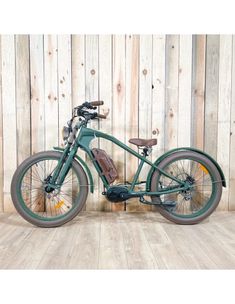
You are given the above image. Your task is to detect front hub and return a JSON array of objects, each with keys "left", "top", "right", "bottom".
[
  {"left": 43, "top": 175, "right": 56, "bottom": 193},
  {"left": 44, "top": 185, "right": 55, "bottom": 193}
]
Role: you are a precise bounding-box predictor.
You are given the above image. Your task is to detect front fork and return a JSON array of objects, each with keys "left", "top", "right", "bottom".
[{"left": 46, "top": 144, "right": 76, "bottom": 191}]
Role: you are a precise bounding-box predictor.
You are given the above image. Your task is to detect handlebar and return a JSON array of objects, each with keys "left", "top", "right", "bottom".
[
  {"left": 96, "top": 113, "right": 107, "bottom": 119},
  {"left": 74, "top": 101, "right": 107, "bottom": 121},
  {"left": 89, "top": 101, "right": 104, "bottom": 106}
]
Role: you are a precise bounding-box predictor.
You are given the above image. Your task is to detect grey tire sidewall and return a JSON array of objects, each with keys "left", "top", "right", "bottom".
[
  {"left": 150, "top": 151, "right": 223, "bottom": 225},
  {"left": 11, "top": 151, "right": 88, "bottom": 228}
]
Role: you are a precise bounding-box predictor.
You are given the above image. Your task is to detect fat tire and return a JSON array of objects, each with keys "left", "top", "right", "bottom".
[
  {"left": 150, "top": 151, "right": 223, "bottom": 225},
  {"left": 11, "top": 151, "right": 88, "bottom": 228}
]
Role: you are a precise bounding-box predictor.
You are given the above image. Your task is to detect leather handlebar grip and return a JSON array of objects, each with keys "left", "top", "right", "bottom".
[
  {"left": 90, "top": 101, "right": 104, "bottom": 106},
  {"left": 96, "top": 113, "right": 107, "bottom": 119}
]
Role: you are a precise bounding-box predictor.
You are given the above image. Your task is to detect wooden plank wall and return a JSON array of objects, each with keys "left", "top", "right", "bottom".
[{"left": 0, "top": 34, "right": 235, "bottom": 212}]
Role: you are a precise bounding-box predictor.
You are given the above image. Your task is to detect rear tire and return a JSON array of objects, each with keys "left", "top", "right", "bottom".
[
  {"left": 150, "top": 151, "right": 223, "bottom": 224},
  {"left": 11, "top": 151, "right": 88, "bottom": 228}
]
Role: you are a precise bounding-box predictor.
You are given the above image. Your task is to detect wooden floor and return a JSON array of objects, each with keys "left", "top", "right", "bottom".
[{"left": 0, "top": 211, "right": 235, "bottom": 269}]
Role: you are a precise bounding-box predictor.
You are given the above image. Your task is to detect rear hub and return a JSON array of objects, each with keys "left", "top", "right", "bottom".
[{"left": 180, "top": 175, "right": 195, "bottom": 200}]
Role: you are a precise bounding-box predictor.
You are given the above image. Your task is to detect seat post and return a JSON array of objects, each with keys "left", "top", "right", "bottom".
[
  {"left": 142, "top": 147, "right": 152, "bottom": 157},
  {"left": 129, "top": 146, "right": 152, "bottom": 191}
]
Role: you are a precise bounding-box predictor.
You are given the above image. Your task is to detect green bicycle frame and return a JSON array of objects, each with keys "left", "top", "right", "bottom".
[{"left": 52, "top": 125, "right": 189, "bottom": 197}]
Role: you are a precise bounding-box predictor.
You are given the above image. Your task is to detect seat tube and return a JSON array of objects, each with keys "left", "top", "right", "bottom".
[{"left": 130, "top": 158, "right": 145, "bottom": 191}]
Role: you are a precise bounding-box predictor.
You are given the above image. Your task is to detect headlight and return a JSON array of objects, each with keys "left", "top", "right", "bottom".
[{"left": 62, "top": 126, "right": 70, "bottom": 141}]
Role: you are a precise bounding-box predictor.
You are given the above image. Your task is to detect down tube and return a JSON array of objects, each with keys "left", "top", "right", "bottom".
[{"left": 75, "top": 134, "right": 110, "bottom": 188}]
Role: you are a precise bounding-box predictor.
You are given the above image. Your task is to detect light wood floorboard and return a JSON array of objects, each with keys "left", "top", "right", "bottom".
[{"left": 0, "top": 211, "right": 235, "bottom": 269}]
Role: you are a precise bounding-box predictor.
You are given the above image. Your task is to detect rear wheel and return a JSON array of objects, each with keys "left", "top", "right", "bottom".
[
  {"left": 150, "top": 151, "right": 223, "bottom": 224},
  {"left": 11, "top": 151, "right": 88, "bottom": 227}
]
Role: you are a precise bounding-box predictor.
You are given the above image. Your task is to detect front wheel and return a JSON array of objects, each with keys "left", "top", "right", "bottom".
[
  {"left": 11, "top": 151, "right": 88, "bottom": 227},
  {"left": 150, "top": 151, "right": 223, "bottom": 224}
]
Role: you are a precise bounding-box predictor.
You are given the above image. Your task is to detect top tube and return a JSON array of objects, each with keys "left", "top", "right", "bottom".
[{"left": 77, "top": 126, "right": 148, "bottom": 162}]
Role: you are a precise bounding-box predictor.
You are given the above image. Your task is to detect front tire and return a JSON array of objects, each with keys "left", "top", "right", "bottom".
[
  {"left": 150, "top": 151, "right": 223, "bottom": 224},
  {"left": 11, "top": 151, "right": 88, "bottom": 228}
]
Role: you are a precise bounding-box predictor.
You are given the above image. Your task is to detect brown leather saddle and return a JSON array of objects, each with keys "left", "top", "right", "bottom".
[{"left": 129, "top": 138, "right": 157, "bottom": 147}]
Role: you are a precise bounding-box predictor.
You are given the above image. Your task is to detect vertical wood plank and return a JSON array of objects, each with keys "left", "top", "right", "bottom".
[
  {"left": 85, "top": 35, "right": 99, "bottom": 210},
  {"left": 204, "top": 35, "right": 220, "bottom": 159},
  {"left": 125, "top": 35, "right": 141, "bottom": 211},
  {"left": 29, "top": 35, "right": 45, "bottom": 212},
  {"left": 139, "top": 35, "right": 152, "bottom": 183},
  {"left": 44, "top": 35, "right": 58, "bottom": 149},
  {"left": 178, "top": 35, "right": 192, "bottom": 147},
  {"left": 229, "top": 35, "right": 235, "bottom": 210},
  {"left": 71, "top": 35, "right": 85, "bottom": 108},
  {"left": 151, "top": 35, "right": 166, "bottom": 212},
  {"left": 191, "top": 35, "right": 206, "bottom": 149},
  {"left": 112, "top": 35, "right": 126, "bottom": 211},
  {"left": 58, "top": 35, "right": 72, "bottom": 147},
  {"left": 139, "top": 35, "right": 153, "bottom": 141},
  {"left": 30, "top": 35, "right": 45, "bottom": 154},
  {"left": 71, "top": 35, "right": 88, "bottom": 211},
  {"left": 165, "top": 35, "right": 179, "bottom": 150},
  {"left": 15, "top": 35, "right": 31, "bottom": 164},
  {"left": 15, "top": 35, "right": 31, "bottom": 210},
  {"left": 85, "top": 35, "right": 99, "bottom": 131},
  {"left": 71, "top": 35, "right": 85, "bottom": 160},
  {"left": 152, "top": 35, "right": 166, "bottom": 158},
  {"left": 217, "top": 35, "right": 233, "bottom": 210},
  {"left": 98, "top": 35, "right": 112, "bottom": 211},
  {"left": 1, "top": 35, "right": 17, "bottom": 212},
  {"left": 137, "top": 35, "right": 153, "bottom": 212},
  {"left": 0, "top": 36, "right": 3, "bottom": 212},
  {"left": 57, "top": 35, "right": 73, "bottom": 211}
]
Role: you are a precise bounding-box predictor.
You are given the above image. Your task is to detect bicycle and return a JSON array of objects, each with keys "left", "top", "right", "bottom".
[{"left": 11, "top": 101, "right": 226, "bottom": 227}]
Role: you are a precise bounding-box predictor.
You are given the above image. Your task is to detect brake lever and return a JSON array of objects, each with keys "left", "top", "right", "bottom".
[{"left": 74, "top": 102, "right": 97, "bottom": 119}]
